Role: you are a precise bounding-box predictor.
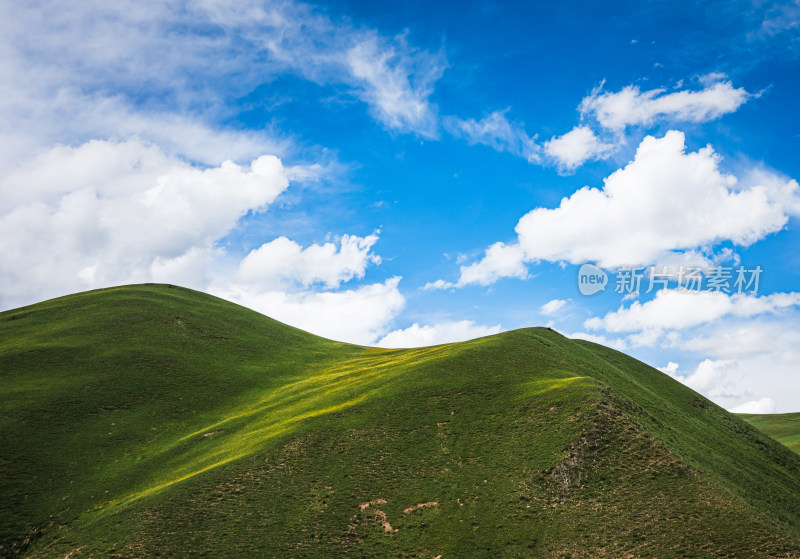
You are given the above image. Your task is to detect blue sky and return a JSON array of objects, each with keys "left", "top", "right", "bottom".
[{"left": 2, "top": 0, "right": 799, "bottom": 412}]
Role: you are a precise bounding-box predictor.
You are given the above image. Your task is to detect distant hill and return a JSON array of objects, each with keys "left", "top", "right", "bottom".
[
  {"left": 740, "top": 413, "right": 800, "bottom": 455},
  {"left": 2, "top": 284, "right": 799, "bottom": 558}
]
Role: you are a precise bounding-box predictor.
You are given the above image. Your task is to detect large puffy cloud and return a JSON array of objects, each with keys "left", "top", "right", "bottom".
[
  {"left": 0, "top": 139, "right": 288, "bottom": 308},
  {"left": 443, "top": 110, "right": 540, "bottom": 162},
  {"left": 212, "top": 233, "right": 405, "bottom": 344},
  {"left": 0, "top": 136, "right": 405, "bottom": 343},
  {"left": 445, "top": 130, "right": 800, "bottom": 285},
  {"left": 237, "top": 234, "right": 380, "bottom": 289},
  {"left": 517, "top": 131, "right": 798, "bottom": 268},
  {"left": 580, "top": 79, "right": 750, "bottom": 130},
  {"left": 375, "top": 320, "right": 501, "bottom": 348}
]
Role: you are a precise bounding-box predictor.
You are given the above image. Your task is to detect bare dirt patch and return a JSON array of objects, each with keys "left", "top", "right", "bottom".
[
  {"left": 354, "top": 499, "right": 396, "bottom": 532},
  {"left": 403, "top": 501, "right": 438, "bottom": 514}
]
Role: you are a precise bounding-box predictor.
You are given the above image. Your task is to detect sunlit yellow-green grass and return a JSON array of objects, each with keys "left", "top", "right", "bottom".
[
  {"left": 2, "top": 284, "right": 800, "bottom": 558},
  {"left": 739, "top": 413, "right": 800, "bottom": 455}
]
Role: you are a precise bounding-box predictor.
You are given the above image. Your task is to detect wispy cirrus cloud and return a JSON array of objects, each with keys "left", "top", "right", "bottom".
[
  {"left": 199, "top": 0, "right": 446, "bottom": 137},
  {"left": 443, "top": 110, "right": 540, "bottom": 162},
  {"left": 0, "top": 0, "right": 447, "bottom": 167}
]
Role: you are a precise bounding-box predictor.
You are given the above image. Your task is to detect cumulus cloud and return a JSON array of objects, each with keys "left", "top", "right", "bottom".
[
  {"left": 681, "top": 322, "right": 800, "bottom": 358},
  {"left": 375, "top": 320, "right": 501, "bottom": 348},
  {"left": 444, "top": 110, "right": 540, "bottom": 162},
  {"left": 679, "top": 358, "right": 738, "bottom": 393},
  {"left": 544, "top": 126, "right": 615, "bottom": 171},
  {"left": 439, "top": 131, "right": 800, "bottom": 286},
  {"left": 237, "top": 234, "right": 380, "bottom": 290},
  {"left": 0, "top": 139, "right": 288, "bottom": 308},
  {"left": 580, "top": 79, "right": 751, "bottom": 130},
  {"left": 730, "top": 397, "right": 777, "bottom": 414},
  {"left": 212, "top": 277, "right": 405, "bottom": 346},
  {"left": 454, "top": 242, "right": 529, "bottom": 287},
  {"left": 0, "top": 140, "right": 398, "bottom": 346},
  {"left": 0, "top": 0, "right": 427, "bottom": 346},
  {"left": 422, "top": 279, "right": 455, "bottom": 291},
  {"left": 517, "top": 131, "right": 799, "bottom": 268},
  {"left": 657, "top": 361, "right": 680, "bottom": 377},
  {"left": 584, "top": 289, "right": 800, "bottom": 333},
  {"left": 657, "top": 359, "right": 787, "bottom": 413},
  {"left": 540, "top": 298, "right": 569, "bottom": 316},
  {"left": 569, "top": 331, "right": 628, "bottom": 351},
  {"left": 588, "top": 301, "right": 800, "bottom": 413}
]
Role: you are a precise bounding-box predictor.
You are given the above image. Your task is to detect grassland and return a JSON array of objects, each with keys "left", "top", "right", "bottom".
[
  {"left": 739, "top": 413, "right": 800, "bottom": 455},
  {"left": 1, "top": 284, "right": 799, "bottom": 558}
]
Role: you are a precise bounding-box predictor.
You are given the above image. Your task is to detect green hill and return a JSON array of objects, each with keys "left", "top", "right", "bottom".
[
  {"left": 739, "top": 413, "right": 800, "bottom": 455},
  {"left": 1, "top": 284, "right": 799, "bottom": 558}
]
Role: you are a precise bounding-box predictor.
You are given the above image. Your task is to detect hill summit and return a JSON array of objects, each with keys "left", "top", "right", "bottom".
[{"left": 2, "top": 284, "right": 799, "bottom": 557}]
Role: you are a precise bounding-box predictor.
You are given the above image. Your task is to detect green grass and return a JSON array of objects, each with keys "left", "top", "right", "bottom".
[
  {"left": 1, "top": 284, "right": 799, "bottom": 558},
  {"left": 739, "top": 413, "right": 800, "bottom": 455}
]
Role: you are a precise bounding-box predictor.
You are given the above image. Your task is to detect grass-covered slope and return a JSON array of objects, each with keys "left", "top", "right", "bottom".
[
  {"left": 739, "top": 413, "right": 800, "bottom": 455},
  {"left": 1, "top": 284, "right": 799, "bottom": 558}
]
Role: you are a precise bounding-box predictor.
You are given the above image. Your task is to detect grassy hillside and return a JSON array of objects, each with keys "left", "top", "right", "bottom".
[
  {"left": 739, "top": 413, "right": 800, "bottom": 455},
  {"left": 1, "top": 284, "right": 800, "bottom": 558}
]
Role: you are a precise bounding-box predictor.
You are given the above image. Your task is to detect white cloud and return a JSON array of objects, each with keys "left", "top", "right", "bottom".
[
  {"left": 237, "top": 234, "right": 380, "bottom": 290},
  {"left": 730, "top": 397, "right": 776, "bottom": 414},
  {"left": 569, "top": 331, "right": 628, "bottom": 351},
  {"left": 580, "top": 79, "right": 751, "bottom": 130},
  {"left": 0, "top": 0, "right": 446, "bottom": 169},
  {"left": 540, "top": 298, "right": 569, "bottom": 316},
  {"left": 345, "top": 34, "right": 444, "bottom": 136},
  {"left": 375, "top": 320, "right": 501, "bottom": 348},
  {"left": 0, "top": 139, "right": 288, "bottom": 309},
  {"left": 587, "top": 303, "right": 800, "bottom": 413},
  {"left": 681, "top": 322, "right": 800, "bottom": 358},
  {"left": 444, "top": 110, "right": 540, "bottom": 162},
  {"left": 657, "top": 361, "right": 680, "bottom": 378},
  {"left": 585, "top": 290, "right": 800, "bottom": 333},
  {"left": 449, "top": 131, "right": 800, "bottom": 283},
  {"left": 660, "top": 359, "right": 787, "bottom": 413},
  {"left": 518, "top": 131, "right": 798, "bottom": 269},
  {"left": 0, "top": 0, "right": 425, "bottom": 346},
  {"left": 422, "top": 279, "right": 455, "bottom": 291},
  {"left": 680, "top": 358, "right": 738, "bottom": 393},
  {"left": 200, "top": 0, "right": 446, "bottom": 137},
  {"left": 544, "top": 126, "right": 614, "bottom": 171},
  {"left": 455, "top": 242, "right": 528, "bottom": 287},
  {"left": 212, "top": 277, "right": 405, "bottom": 346}
]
